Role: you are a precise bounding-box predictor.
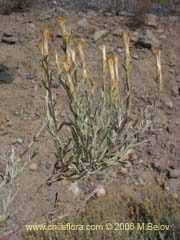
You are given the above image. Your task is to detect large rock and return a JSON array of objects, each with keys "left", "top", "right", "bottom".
[
  {"left": 0, "top": 65, "right": 14, "bottom": 84},
  {"left": 164, "top": 179, "right": 180, "bottom": 198},
  {"left": 93, "top": 30, "right": 108, "bottom": 42},
  {"left": 161, "top": 93, "right": 174, "bottom": 109},
  {"left": 1, "top": 33, "right": 18, "bottom": 44},
  {"left": 145, "top": 14, "right": 158, "bottom": 28},
  {"left": 130, "top": 31, "right": 139, "bottom": 42},
  {"left": 112, "top": 26, "right": 123, "bottom": 36},
  {"left": 169, "top": 16, "right": 180, "bottom": 23},
  {"left": 78, "top": 18, "right": 90, "bottom": 29},
  {"left": 135, "top": 29, "right": 161, "bottom": 49},
  {"left": 87, "top": 10, "right": 97, "bottom": 17}
]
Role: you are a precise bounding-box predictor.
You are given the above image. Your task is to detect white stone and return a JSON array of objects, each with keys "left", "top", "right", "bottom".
[
  {"left": 29, "top": 163, "right": 38, "bottom": 171},
  {"left": 94, "top": 185, "right": 106, "bottom": 198}
]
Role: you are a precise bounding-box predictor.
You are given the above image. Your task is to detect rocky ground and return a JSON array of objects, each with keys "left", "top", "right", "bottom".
[{"left": 0, "top": 5, "right": 180, "bottom": 240}]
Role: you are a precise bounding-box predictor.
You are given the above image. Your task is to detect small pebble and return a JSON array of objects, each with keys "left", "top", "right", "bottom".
[
  {"left": 152, "top": 160, "right": 166, "bottom": 172},
  {"left": 120, "top": 167, "right": 128, "bottom": 174},
  {"left": 96, "top": 174, "right": 105, "bottom": 181},
  {"left": 138, "top": 177, "right": 145, "bottom": 186},
  {"left": 68, "top": 182, "right": 82, "bottom": 196},
  {"left": 147, "top": 148, "right": 156, "bottom": 156},
  {"left": 29, "top": 163, "right": 38, "bottom": 171},
  {"left": 56, "top": 31, "right": 62, "bottom": 38},
  {"left": 1, "top": 33, "right": 18, "bottom": 44},
  {"left": 46, "top": 191, "right": 55, "bottom": 201},
  {"left": 168, "top": 169, "right": 180, "bottom": 179},
  {"left": 133, "top": 55, "right": 139, "bottom": 60},
  {"left": 5, "top": 217, "right": 17, "bottom": 232},
  {"left": 129, "top": 151, "right": 138, "bottom": 162},
  {"left": 94, "top": 185, "right": 106, "bottom": 198}
]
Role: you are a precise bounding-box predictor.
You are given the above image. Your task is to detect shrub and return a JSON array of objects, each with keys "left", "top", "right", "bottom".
[
  {"left": 98, "top": 0, "right": 179, "bottom": 15},
  {"left": 23, "top": 186, "right": 180, "bottom": 240},
  {"left": 127, "top": 186, "right": 180, "bottom": 239},
  {"left": 0, "top": 0, "right": 31, "bottom": 14},
  {"left": 38, "top": 17, "right": 162, "bottom": 185}
]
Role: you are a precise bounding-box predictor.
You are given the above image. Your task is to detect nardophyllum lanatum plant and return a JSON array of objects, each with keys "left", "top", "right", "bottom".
[{"left": 38, "top": 16, "right": 162, "bottom": 185}]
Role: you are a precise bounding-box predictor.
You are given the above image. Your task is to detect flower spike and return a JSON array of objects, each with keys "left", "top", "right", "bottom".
[{"left": 153, "top": 48, "right": 162, "bottom": 91}]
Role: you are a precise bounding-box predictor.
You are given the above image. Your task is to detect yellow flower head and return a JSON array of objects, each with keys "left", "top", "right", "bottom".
[
  {"left": 98, "top": 43, "right": 106, "bottom": 53},
  {"left": 153, "top": 48, "right": 162, "bottom": 91},
  {"left": 99, "top": 43, "right": 107, "bottom": 73},
  {"left": 56, "top": 15, "right": 66, "bottom": 35},
  {"left": 40, "top": 25, "right": 52, "bottom": 57},
  {"left": 56, "top": 15, "right": 64, "bottom": 23},
  {"left": 37, "top": 38, "right": 44, "bottom": 57},
  {"left": 63, "top": 33, "right": 72, "bottom": 43},
  {"left": 75, "top": 41, "right": 87, "bottom": 81},
  {"left": 122, "top": 31, "right": 131, "bottom": 71},
  {"left": 42, "top": 25, "right": 52, "bottom": 39},
  {"left": 107, "top": 56, "right": 115, "bottom": 78},
  {"left": 108, "top": 55, "right": 116, "bottom": 98},
  {"left": 75, "top": 41, "right": 84, "bottom": 58},
  {"left": 62, "top": 60, "right": 71, "bottom": 73},
  {"left": 62, "top": 61, "right": 74, "bottom": 96},
  {"left": 112, "top": 52, "right": 119, "bottom": 83}
]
